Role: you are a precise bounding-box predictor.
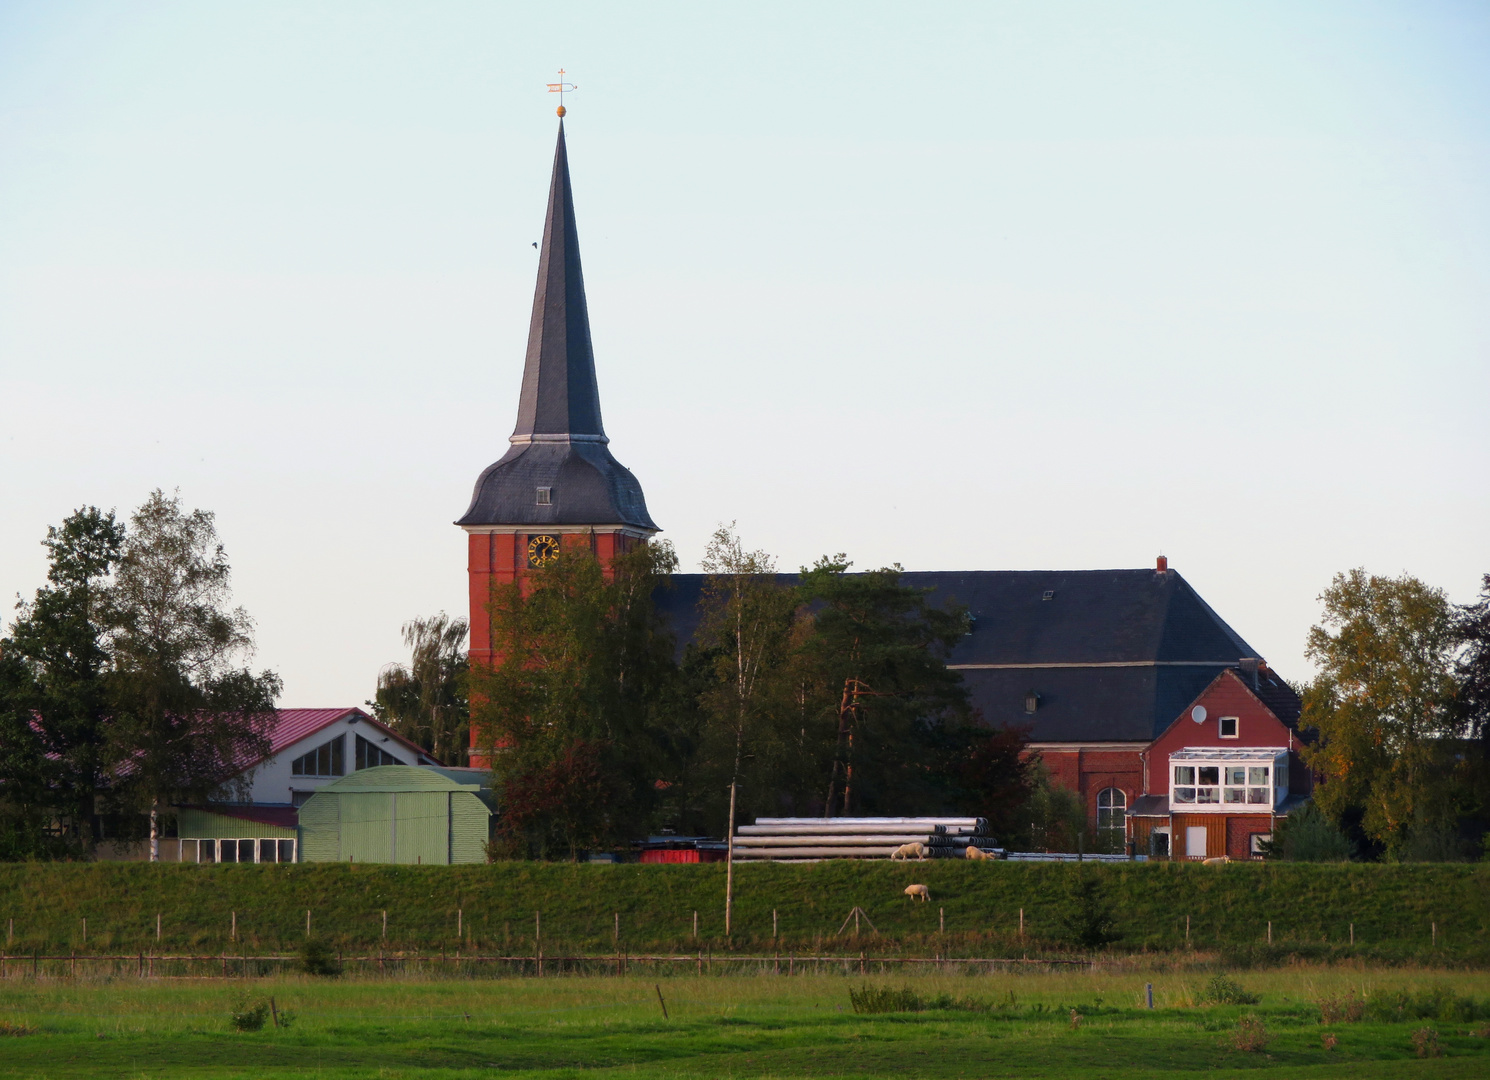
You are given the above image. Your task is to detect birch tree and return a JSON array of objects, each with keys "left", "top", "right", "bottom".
[
  {"left": 374, "top": 613, "right": 469, "bottom": 765},
  {"left": 107, "top": 490, "right": 279, "bottom": 859}
]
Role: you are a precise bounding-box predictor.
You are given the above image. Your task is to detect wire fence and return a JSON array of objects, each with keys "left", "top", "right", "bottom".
[{"left": 0, "top": 950, "right": 1093, "bottom": 981}]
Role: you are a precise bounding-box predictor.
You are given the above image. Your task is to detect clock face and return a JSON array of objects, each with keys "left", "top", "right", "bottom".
[{"left": 527, "top": 533, "right": 561, "bottom": 567}]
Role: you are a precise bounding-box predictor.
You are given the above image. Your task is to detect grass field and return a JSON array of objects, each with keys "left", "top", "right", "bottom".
[
  {"left": 2, "top": 861, "right": 1487, "bottom": 961},
  {"left": 2, "top": 967, "right": 1489, "bottom": 1077}
]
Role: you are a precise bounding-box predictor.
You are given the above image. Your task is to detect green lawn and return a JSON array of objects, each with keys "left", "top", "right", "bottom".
[{"left": 2, "top": 967, "right": 1488, "bottom": 1078}]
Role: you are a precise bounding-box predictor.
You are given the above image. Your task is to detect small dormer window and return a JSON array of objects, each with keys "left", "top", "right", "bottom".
[
  {"left": 1024, "top": 690, "right": 1040, "bottom": 714},
  {"left": 1219, "top": 716, "right": 1239, "bottom": 739},
  {"left": 536, "top": 487, "right": 552, "bottom": 506},
  {"left": 1042, "top": 590, "right": 1055, "bottom": 601}
]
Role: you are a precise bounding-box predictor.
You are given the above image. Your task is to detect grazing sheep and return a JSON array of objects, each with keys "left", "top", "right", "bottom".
[
  {"left": 965, "top": 845, "right": 992, "bottom": 861},
  {"left": 890, "top": 842, "right": 929, "bottom": 861},
  {"left": 904, "top": 884, "right": 930, "bottom": 902},
  {"left": 1202, "top": 855, "right": 1230, "bottom": 866}
]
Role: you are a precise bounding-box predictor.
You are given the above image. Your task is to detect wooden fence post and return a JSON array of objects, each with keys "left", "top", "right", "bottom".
[
  {"left": 231, "top": 911, "right": 237, "bottom": 942},
  {"left": 939, "top": 907, "right": 944, "bottom": 934},
  {"left": 693, "top": 910, "right": 698, "bottom": 939},
  {"left": 305, "top": 909, "right": 311, "bottom": 937},
  {"left": 773, "top": 909, "right": 778, "bottom": 940},
  {"left": 156, "top": 913, "right": 161, "bottom": 942},
  {"left": 1185, "top": 915, "right": 1190, "bottom": 947},
  {"left": 1266, "top": 920, "right": 1271, "bottom": 945},
  {"left": 1018, "top": 908, "right": 1024, "bottom": 938},
  {"left": 1349, "top": 922, "right": 1354, "bottom": 946},
  {"left": 382, "top": 910, "right": 387, "bottom": 941}
]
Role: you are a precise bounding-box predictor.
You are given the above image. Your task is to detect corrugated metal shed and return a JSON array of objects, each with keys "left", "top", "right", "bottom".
[{"left": 298, "top": 766, "right": 494, "bottom": 865}]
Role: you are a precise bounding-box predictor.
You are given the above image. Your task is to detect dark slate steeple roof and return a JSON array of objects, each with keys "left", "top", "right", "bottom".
[{"left": 457, "top": 122, "right": 658, "bottom": 531}]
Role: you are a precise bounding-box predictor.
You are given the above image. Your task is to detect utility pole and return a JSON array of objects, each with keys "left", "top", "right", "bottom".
[{"left": 725, "top": 782, "right": 738, "bottom": 939}]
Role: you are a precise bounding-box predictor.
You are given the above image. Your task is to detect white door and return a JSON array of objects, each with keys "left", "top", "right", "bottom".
[{"left": 1186, "top": 826, "right": 1208, "bottom": 859}]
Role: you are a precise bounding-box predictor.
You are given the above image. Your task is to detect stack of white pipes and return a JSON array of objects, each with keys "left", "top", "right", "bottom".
[{"left": 732, "top": 817, "right": 989, "bottom": 861}]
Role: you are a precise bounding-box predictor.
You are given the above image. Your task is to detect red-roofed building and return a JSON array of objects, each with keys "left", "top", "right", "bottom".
[{"left": 234, "top": 708, "right": 439, "bottom": 808}]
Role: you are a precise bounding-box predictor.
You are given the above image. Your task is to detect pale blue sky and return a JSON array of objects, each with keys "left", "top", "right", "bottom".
[{"left": 2, "top": 2, "right": 1486, "bottom": 706}]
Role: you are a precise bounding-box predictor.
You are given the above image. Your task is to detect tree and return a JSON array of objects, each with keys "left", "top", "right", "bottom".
[
  {"left": 373, "top": 613, "right": 469, "bottom": 766},
  {"left": 1454, "top": 574, "right": 1490, "bottom": 739},
  {"left": 796, "top": 557, "right": 974, "bottom": 816},
  {"left": 940, "top": 720, "right": 1036, "bottom": 844},
  {"left": 1, "top": 507, "right": 125, "bottom": 855},
  {"left": 1020, "top": 764, "right": 1089, "bottom": 853},
  {"left": 106, "top": 490, "right": 280, "bottom": 860},
  {"left": 1300, "top": 569, "right": 1463, "bottom": 856},
  {"left": 1450, "top": 574, "right": 1490, "bottom": 853},
  {"left": 471, "top": 542, "right": 679, "bottom": 859},
  {"left": 677, "top": 525, "right": 804, "bottom": 828}
]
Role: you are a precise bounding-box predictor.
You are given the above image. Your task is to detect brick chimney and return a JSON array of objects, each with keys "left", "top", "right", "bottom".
[{"left": 1156, "top": 554, "right": 1168, "bottom": 573}]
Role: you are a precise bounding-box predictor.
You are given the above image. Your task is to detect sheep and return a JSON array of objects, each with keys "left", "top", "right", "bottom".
[
  {"left": 904, "top": 884, "right": 930, "bottom": 902},
  {"left": 890, "top": 842, "right": 929, "bottom": 861},
  {"left": 965, "top": 844, "right": 992, "bottom": 861},
  {"left": 1202, "top": 855, "right": 1230, "bottom": 866}
]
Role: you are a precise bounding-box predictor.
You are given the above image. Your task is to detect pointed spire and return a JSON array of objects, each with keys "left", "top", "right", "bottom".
[{"left": 510, "top": 121, "right": 607, "bottom": 444}]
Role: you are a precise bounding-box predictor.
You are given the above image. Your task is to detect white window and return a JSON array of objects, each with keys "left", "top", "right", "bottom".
[
  {"left": 536, "top": 487, "right": 552, "bottom": 505},
  {"left": 1249, "top": 833, "right": 1271, "bottom": 857},
  {"left": 355, "top": 734, "right": 402, "bottom": 770},
  {"left": 1096, "top": 788, "right": 1126, "bottom": 833},
  {"left": 291, "top": 734, "right": 345, "bottom": 777},
  {"left": 1219, "top": 716, "right": 1239, "bottom": 738}
]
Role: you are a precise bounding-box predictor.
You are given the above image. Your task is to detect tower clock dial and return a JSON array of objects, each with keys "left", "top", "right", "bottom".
[{"left": 527, "top": 534, "right": 561, "bottom": 567}]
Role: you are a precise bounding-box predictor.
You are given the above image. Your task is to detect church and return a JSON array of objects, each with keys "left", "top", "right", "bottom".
[{"left": 456, "top": 120, "right": 1310, "bottom": 860}]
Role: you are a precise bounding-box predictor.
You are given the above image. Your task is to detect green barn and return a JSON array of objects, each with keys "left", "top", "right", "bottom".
[{"left": 298, "top": 766, "right": 495, "bottom": 864}]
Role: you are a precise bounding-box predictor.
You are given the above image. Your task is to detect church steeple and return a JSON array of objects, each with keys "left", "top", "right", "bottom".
[
  {"left": 456, "top": 120, "right": 656, "bottom": 533},
  {"left": 512, "top": 122, "right": 606, "bottom": 444}
]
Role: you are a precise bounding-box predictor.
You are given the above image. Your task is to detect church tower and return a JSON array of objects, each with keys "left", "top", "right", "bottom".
[{"left": 457, "top": 121, "right": 658, "bottom": 687}]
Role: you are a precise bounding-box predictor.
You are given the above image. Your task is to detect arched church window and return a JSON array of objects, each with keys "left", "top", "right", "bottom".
[{"left": 1097, "top": 787, "right": 1127, "bottom": 833}]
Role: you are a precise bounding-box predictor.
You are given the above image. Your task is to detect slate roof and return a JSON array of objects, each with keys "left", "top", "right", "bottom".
[
  {"left": 457, "top": 122, "right": 657, "bottom": 531},
  {"left": 653, "top": 566, "right": 1297, "bottom": 745}
]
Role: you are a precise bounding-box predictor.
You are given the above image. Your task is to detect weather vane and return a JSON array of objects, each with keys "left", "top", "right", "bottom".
[{"left": 547, "top": 69, "right": 577, "bottom": 117}]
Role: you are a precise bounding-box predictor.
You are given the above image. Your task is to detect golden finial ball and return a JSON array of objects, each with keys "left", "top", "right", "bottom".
[{"left": 556, "top": 104, "right": 566, "bottom": 118}]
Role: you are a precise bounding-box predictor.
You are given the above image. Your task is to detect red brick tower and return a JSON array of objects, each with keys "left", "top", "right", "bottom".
[{"left": 456, "top": 121, "right": 658, "bottom": 764}]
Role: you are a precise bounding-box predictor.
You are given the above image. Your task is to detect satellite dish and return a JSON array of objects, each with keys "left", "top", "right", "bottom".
[{"left": 1191, "top": 705, "right": 1207, "bottom": 724}]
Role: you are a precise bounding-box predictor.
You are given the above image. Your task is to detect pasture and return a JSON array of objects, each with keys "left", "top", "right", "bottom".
[{"left": 2, "top": 966, "right": 1489, "bottom": 1078}]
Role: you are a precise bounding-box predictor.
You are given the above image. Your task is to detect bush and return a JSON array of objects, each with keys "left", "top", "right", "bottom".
[
  {"left": 229, "top": 1001, "right": 268, "bottom": 1032},
  {"left": 1317, "top": 994, "right": 1364, "bottom": 1024},
  {"left": 1230, "top": 1016, "right": 1269, "bottom": 1052},
  {"left": 1365, "top": 986, "right": 1484, "bottom": 1023},
  {"left": 849, "top": 986, "right": 923, "bottom": 1014},
  {"left": 1057, "top": 872, "right": 1121, "bottom": 950},
  {"left": 847, "top": 986, "right": 1011, "bottom": 1015},
  {"left": 1262, "top": 803, "right": 1354, "bottom": 862},
  {"left": 298, "top": 939, "right": 341, "bottom": 977},
  {"left": 1411, "top": 1027, "right": 1442, "bottom": 1058},
  {"left": 1200, "top": 975, "right": 1260, "bottom": 1006}
]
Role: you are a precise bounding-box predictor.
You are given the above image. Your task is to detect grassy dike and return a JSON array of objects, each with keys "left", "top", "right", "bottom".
[{"left": 1, "top": 860, "right": 1486, "bottom": 960}]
